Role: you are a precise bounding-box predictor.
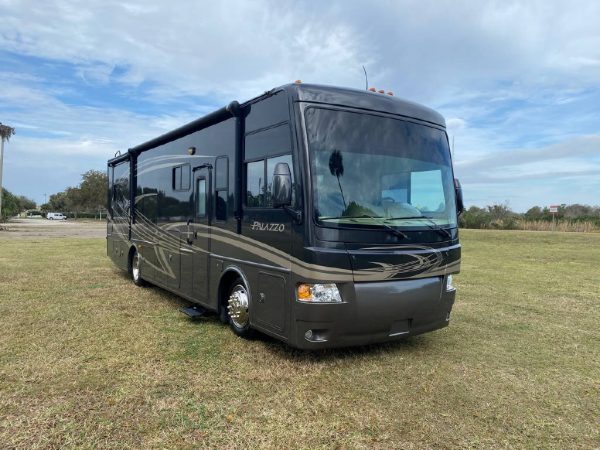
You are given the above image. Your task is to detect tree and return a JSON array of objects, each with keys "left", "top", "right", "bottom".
[
  {"left": 48, "top": 191, "right": 68, "bottom": 212},
  {"left": 525, "top": 206, "right": 543, "bottom": 219},
  {"left": 17, "top": 195, "right": 36, "bottom": 211},
  {"left": 328, "top": 149, "right": 347, "bottom": 211},
  {"left": 78, "top": 170, "right": 108, "bottom": 210},
  {"left": 0, "top": 122, "right": 16, "bottom": 220},
  {"left": 64, "top": 186, "right": 83, "bottom": 217},
  {"left": 0, "top": 188, "right": 19, "bottom": 220}
]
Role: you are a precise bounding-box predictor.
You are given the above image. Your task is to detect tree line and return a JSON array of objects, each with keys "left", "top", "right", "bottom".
[
  {"left": 1, "top": 170, "right": 108, "bottom": 221},
  {"left": 42, "top": 170, "right": 108, "bottom": 218},
  {"left": 460, "top": 203, "right": 600, "bottom": 232}
]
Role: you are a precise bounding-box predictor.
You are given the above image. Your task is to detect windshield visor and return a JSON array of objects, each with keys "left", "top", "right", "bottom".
[{"left": 306, "top": 108, "right": 457, "bottom": 229}]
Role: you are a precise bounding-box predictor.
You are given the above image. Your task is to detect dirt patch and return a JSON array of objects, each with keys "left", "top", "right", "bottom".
[{"left": 0, "top": 218, "right": 106, "bottom": 239}]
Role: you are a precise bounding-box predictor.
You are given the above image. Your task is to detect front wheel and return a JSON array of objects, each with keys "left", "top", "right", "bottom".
[
  {"left": 131, "top": 250, "right": 147, "bottom": 287},
  {"left": 227, "top": 279, "right": 253, "bottom": 338}
]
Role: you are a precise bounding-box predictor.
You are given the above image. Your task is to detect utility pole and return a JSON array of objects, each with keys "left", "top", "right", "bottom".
[{"left": 0, "top": 122, "right": 16, "bottom": 220}]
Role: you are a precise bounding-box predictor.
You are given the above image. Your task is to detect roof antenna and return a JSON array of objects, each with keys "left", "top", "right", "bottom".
[{"left": 362, "top": 65, "right": 368, "bottom": 90}]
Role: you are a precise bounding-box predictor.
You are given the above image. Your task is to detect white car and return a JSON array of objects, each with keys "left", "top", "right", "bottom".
[{"left": 47, "top": 212, "right": 67, "bottom": 220}]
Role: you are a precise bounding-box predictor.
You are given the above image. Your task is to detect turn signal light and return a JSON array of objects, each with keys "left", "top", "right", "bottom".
[{"left": 297, "top": 283, "right": 312, "bottom": 300}]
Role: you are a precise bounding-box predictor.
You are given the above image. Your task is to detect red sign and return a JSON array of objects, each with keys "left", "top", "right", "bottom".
[{"left": 549, "top": 205, "right": 559, "bottom": 213}]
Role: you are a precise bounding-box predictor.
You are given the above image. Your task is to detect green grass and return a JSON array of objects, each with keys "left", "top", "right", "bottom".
[{"left": 0, "top": 230, "right": 599, "bottom": 448}]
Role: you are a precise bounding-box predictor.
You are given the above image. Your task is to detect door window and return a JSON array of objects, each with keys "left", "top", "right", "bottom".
[{"left": 196, "top": 178, "right": 206, "bottom": 218}]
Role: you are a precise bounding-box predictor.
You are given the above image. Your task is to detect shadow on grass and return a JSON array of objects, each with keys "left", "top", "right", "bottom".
[
  {"left": 258, "top": 333, "right": 431, "bottom": 363},
  {"left": 119, "top": 271, "right": 433, "bottom": 362}
]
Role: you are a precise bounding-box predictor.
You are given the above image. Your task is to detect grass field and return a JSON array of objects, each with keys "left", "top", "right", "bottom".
[{"left": 0, "top": 230, "right": 598, "bottom": 448}]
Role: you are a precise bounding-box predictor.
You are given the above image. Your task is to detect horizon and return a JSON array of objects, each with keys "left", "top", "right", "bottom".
[{"left": 1, "top": 0, "right": 599, "bottom": 212}]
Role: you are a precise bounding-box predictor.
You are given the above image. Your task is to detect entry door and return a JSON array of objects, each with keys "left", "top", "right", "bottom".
[{"left": 185, "top": 169, "right": 211, "bottom": 303}]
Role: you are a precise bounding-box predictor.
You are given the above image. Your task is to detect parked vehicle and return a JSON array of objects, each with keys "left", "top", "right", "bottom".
[
  {"left": 107, "top": 83, "right": 464, "bottom": 349},
  {"left": 47, "top": 212, "right": 67, "bottom": 220}
]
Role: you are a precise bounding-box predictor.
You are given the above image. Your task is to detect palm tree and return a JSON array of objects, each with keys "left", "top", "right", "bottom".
[
  {"left": 328, "top": 149, "right": 347, "bottom": 211},
  {"left": 0, "top": 123, "right": 16, "bottom": 220}
]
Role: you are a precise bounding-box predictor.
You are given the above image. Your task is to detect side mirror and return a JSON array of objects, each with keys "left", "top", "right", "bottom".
[
  {"left": 454, "top": 178, "right": 465, "bottom": 216},
  {"left": 272, "top": 162, "right": 292, "bottom": 208}
]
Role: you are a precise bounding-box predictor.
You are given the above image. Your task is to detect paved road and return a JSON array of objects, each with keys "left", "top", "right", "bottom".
[{"left": 0, "top": 218, "right": 106, "bottom": 238}]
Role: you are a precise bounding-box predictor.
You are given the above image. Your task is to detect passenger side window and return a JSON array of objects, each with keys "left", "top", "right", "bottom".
[
  {"left": 244, "top": 120, "right": 293, "bottom": 208},
  {"left": 245, "top": 154, "right": 293, "bottom": 208},
  {"left": 172, "top": 164, "right": 191, "bottom": 191}
]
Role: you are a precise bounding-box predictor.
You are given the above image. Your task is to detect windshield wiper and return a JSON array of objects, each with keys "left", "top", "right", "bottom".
[
  {"left": 319, "top": 214, "right": 408, "bottom": 239},
  {"left": 351, "top": 214, "right": 408, "bottom": 239},
  {"left": 384, "top": 215, "right": 452, "bottom": 239}
]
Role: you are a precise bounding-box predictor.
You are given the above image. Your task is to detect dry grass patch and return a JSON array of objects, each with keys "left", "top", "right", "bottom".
[{"left": 0, "top": 231, "right": 599, "bottom": 448}]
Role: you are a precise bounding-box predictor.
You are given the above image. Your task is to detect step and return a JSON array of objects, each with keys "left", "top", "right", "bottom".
[{"left": 180, "top": 305, "right": 207, "bottom": 320}]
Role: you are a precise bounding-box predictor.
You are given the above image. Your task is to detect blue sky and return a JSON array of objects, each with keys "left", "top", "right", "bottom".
[{"left": 1, "top": 0, "right": 599, "bottom": 211}]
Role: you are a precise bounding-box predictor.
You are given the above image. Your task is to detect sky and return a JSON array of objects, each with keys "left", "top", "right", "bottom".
[{"left": 0, "top": 0, "right": 599, "bottom": 212}]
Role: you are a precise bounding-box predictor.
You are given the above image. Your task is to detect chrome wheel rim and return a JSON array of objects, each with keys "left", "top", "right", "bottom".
[
  {"left": 228, "top": 284, "right": 249, "bottom": 328},
  {"left": 132, "top": 252, "right": 141, "bottom": 281}
]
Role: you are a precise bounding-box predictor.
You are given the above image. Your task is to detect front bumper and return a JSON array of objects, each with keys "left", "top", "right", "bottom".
[{"left": 290, "top": 276, "right": 456, "bottom": 349}]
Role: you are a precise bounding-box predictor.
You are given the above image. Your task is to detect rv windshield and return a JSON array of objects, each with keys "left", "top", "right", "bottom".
[{"left": 306, "top": 107, "right": 457, "bottom": 229}]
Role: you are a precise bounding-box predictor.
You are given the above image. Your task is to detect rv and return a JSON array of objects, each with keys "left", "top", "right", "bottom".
[{"left": 107, "top": 83, "right": 464, "bottom": 349}]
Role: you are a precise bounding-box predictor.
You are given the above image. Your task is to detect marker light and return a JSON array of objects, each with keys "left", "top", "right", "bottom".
[
  {"left": 387, "top": 91, "right": 394, "bottom": 96},
  {"left": 378, "top": 89, "right": 385, "bottom": 94},
  {"left": 295, "top": 79, "right": 302, "bottom": 84},
  {"left": 297, "top": 283, "right": 343, "bottom": 303},
  {"left": 368, "top": 87, "right": 377, "bottom": 92}
]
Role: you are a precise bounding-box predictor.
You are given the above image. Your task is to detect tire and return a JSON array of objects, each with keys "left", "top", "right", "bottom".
[
  {"left": 131, "top": 249, "right": 147, "bottom": 287},
  {"left": 226, "top": 278, "right": 254, "bottom": 338}
]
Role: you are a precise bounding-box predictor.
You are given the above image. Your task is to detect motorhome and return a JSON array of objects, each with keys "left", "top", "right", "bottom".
[{"left": 107, "top": 83, "right": 464, "bottom": 349}]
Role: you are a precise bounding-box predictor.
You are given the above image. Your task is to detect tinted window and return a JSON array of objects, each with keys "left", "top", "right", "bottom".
[
  {"left": 215, "top": 157, "right": 228, "bottom": 190},
  {"left": 245, "top": 92, "right": 289, "bottom": 133},
  {"left": 306, "top": 108, "right": 456, "bottom": 228},
  {"left": 245, "top": 123, "right": 291, "bottom": 161},
  {"left": 172, "top": 164, "right": 190, "bottom": 191},
  {"left": 246, "top": 155, "right": 293, "bottom": 208},
  {"left": 246, "top": 161, "right": 264, "bottom": 207},
  {"left": 196, "top": 178, "right": 206, "bottom": 217},
  {"left": 215, "top": 191, "right": 227, "bottom": 221},
  {"left": 266, "top": 154, "right": 293, "bottom": 207}
]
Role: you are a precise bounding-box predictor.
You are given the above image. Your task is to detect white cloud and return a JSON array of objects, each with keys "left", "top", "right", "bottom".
[{"left": 0, "top": 0, "right": 599, "bottom": 209}]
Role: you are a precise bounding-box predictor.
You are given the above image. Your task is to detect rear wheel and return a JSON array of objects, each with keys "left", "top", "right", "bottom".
[
  {"left": 227, "top": 278, "right": 253, "bottom": 338},
  {"left": 131, "top": 250, "right": 146, "bottom": 287}
]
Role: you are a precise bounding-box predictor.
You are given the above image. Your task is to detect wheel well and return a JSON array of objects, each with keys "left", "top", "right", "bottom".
[{"left": 217, "top": 269, "right": 249, "bottom": 322}]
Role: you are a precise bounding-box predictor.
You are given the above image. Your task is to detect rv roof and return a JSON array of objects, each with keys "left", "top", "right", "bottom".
[{"left": 278, "top": 83, "right": 446, "bottom": 128}]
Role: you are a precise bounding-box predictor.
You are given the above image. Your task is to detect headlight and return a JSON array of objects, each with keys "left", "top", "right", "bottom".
[
  {"left": 446, "top": 274, "right": 456, "bottom": 292},
  {"left": 297, "top": 283, "right": 343, "bottom": 303}
]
